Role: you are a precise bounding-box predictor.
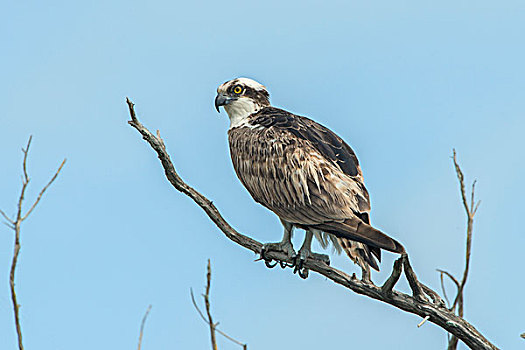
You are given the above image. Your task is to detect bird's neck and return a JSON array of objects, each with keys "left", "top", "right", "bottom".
[{"left": 225, "top": 99, "right": 268, "bottom": 128}]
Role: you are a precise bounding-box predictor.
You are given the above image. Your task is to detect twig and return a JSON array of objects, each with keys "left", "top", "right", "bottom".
[
  {"left": 451, "top": 150, "right": 478, "bottom": 311},
  {"left": 437, "top": 269, "right": 461, "bottom": 308},
  {"left": 127, "top": 99, "right": 498, "bottom": 350},
  {"left": 2, "top": 136, "right": 66, "bottom": 350},
  {"left": 439, "top": 272, "right": 450, "bottom": 310},
  {"left": 0, "top": 208, "right": 14, "bottom": 225},
  {"left": 190, "top": 261, "right": 248, "bottom": 350},
  {"left": 418, "top": 315, "right": 430, "bottom": 328},
  {"left": 22, "top": 159, "right": 66, "bottom": 221},
  {"left": 137, "top": 305, "right": 152, "bottom": 350},
  {"left": 439, "top": 150, "right": 480, "bottom": 350},
  {"left": 190, "top": 289, "right": 208, "bottom": 323},
  {"left": 438, "top": 270, "right": 460, "bottom": 292},
  {"left": 204, "top": 260, "right": 218, "bottom": 350}
]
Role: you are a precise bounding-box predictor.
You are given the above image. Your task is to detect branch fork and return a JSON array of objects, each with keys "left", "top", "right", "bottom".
[{"left": 1, "top": 136, "right": 66, "bottom": 350}]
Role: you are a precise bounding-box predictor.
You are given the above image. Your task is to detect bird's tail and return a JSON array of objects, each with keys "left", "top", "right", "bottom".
[
  {"left": 312, "top": 230, "right": 382, "bottom": 271},
  {"left": 312, "top": 217, "right": 405, "bottom": 254},
  {"left": 337, "top": 238, "right": 380, "bottom": 271}
]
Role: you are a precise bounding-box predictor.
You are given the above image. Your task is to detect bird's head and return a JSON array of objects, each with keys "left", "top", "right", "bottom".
[{"left": 215, "top": 78, "right": 270, "bottom": 127}]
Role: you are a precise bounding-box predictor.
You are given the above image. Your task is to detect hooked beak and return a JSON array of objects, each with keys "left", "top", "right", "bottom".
[{"left": 215, "top": 94, "right": 236, "bottom": 113}]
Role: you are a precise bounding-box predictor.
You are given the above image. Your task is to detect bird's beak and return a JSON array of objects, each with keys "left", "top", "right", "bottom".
[{"left": 215, "top": 94, "right": 236, "bottom": 113}]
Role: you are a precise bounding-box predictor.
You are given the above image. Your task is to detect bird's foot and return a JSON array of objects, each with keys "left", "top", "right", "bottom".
[
  {"left": 260, "top": 241, "right": 296, "bottom": 269},
  {"left": 293, "top": 249, "right": 330, "bottom": 279}
]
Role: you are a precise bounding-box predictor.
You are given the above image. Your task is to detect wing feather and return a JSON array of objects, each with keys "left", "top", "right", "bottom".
[{"left": 228, "top": 107, "right": 404, "bottom": 260}]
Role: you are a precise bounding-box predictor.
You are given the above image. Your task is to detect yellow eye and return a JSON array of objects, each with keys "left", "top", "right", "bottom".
[{"left": 233, "top": 85, "right": 243, "bottom": 94}]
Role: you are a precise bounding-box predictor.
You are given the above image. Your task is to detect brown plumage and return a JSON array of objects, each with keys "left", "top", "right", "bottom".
[
  {"left": 228, "top": 107, "right": 404, "bottom": 271},
  {"left": 216, "top": 77, "right": 404, "bottom": 273}
]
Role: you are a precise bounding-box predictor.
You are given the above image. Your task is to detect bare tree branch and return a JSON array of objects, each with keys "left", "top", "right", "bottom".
[
  {"left": 190, "top": 260, "right": 248, "bottom": 350},
  {"left": 451, "top": 151, "right": 475, "bottom": 313},
  {"left": 22, "top": 159, "right": 66, "bottom": 221},
  {"left": 137, "top": 305, "right": 152, "bottom": 350},
  {"left": 439, "top": 272, "right": 450, "bottom": 310},
  {"left": 204, "top": 260, "right": 218, "bottom": 350},
  {"left": 0, "top": 208, "right": 14, "bottom": 225},
  {"left": 437, "top": 269, "right": 461, "bottom": 309},
  {"left": 190, "top": 288, "right": 209, "bottom": 322},
  {"left": 438, "top": 269, "right": 461, "bottom": 290},
  {"left": 436, "top": 150, "right": 480, "bottom": 350},
  {"left": 126, "top": 99, "right": 498, "bottom": 350},
  {"left": 380, "top": 256, "right": 403, "bottom": 294},
  {"left": 1, "top": 136, "right": 66, "bottom": 350}
]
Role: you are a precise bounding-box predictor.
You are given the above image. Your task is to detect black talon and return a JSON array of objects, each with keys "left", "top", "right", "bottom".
[
  {"left": 261, "top": 244, "right": 295, "bottom": 270},
  {"left": 265, "top": 259, "right": 278, "bottom": 268},
  {"left": 260, "top": 247, "right": 268, "bottom": 261},
  {"left": 260, "top": 247, "right": 276, "bottom": 268},
  {"left": 298, "top": 268, "right": 309, "bottom": 279},
  {"left": 293, "top": 257, "right": 304, "bottom": 274},
  {"left": 279, "top": 260, "right": 294, "bottom": 269},
  {"left": 293, "top": 255, "right": 310, "bottom": 278}
]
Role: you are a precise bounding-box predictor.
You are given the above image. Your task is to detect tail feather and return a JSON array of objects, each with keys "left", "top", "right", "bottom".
[
  {"left": 338, "top": 238, "right": 380, "bottom": 271},
  {"left": 370, "top": 245, "right": 381, "bottom": 262},
  {"left": 313, "top": 229, "right": 381, "bottom": 271},
  {"left": 355, "top": 211, "right": 381, "bottom": 268},
  {"left": 313, "top": 217, "right": 405, "bottom": 254}
]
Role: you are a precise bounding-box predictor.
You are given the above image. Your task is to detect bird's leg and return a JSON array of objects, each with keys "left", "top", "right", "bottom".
[
  {"left": 360, "top": 265, "right": 372, "bottom": 284},
  {"left": 261, "top": 220, "right": 296, "bottom": 268},
  {"left": 294, "top": 230, "right": 330, "bottom": 279}
]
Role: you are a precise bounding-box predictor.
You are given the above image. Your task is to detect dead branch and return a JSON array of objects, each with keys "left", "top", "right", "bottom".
[
  {"left": 451, "top": 151, "right": 476, "bottom": 312},
  {"left": 204, "top": 260, "right": 217, "bottom": 350},
  {"left": 380, "top": 256, "right": 403, "bottom": 294},
  {"left": 434, "top": 150, "right": 480, "bottom": 350},
  {"left": 437, "top": 269, "right": 460, "bottom": 310},
  {"left": 190, "top": 260, "right": 248, "bottom": 350},
  {"left": 1, "top": 136, "right": 66, "bottom": 350},
  {"left": 126, "top": 98, "right": 498, "bottom": 350},
  {"left": 137, "top": 305, "right": 152, "bottom": 350}
]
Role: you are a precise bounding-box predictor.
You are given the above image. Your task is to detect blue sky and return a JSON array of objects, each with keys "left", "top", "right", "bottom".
[{"left": 1, "top": 0, "right": 524, "bottom": 349}]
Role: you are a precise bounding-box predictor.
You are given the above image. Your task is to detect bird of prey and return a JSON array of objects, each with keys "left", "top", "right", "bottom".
[{"left": 215, "top": 77, "right": 405, "bottom": 279}]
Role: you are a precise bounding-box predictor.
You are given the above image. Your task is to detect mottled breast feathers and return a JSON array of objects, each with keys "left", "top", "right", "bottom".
[{"left": 228, "top": 106, "right": 371, "bottom": 225}]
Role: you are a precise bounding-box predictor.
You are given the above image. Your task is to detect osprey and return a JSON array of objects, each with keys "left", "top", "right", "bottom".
[{"left": 215, "top": 77, "right": 404, "bottom": 278}]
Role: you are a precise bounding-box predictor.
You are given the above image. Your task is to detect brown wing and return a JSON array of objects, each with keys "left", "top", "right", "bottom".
[
  {"left": 228, "top": 107, "right": 404, "bottom": 254},
  {"left": 252, "top": 108, "right": 368, "bottom": 203}
]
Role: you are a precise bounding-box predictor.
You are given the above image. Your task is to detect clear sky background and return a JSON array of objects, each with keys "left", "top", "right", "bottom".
[{"left": 1, "top": 1, "right": 524, "bottom": 349}]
